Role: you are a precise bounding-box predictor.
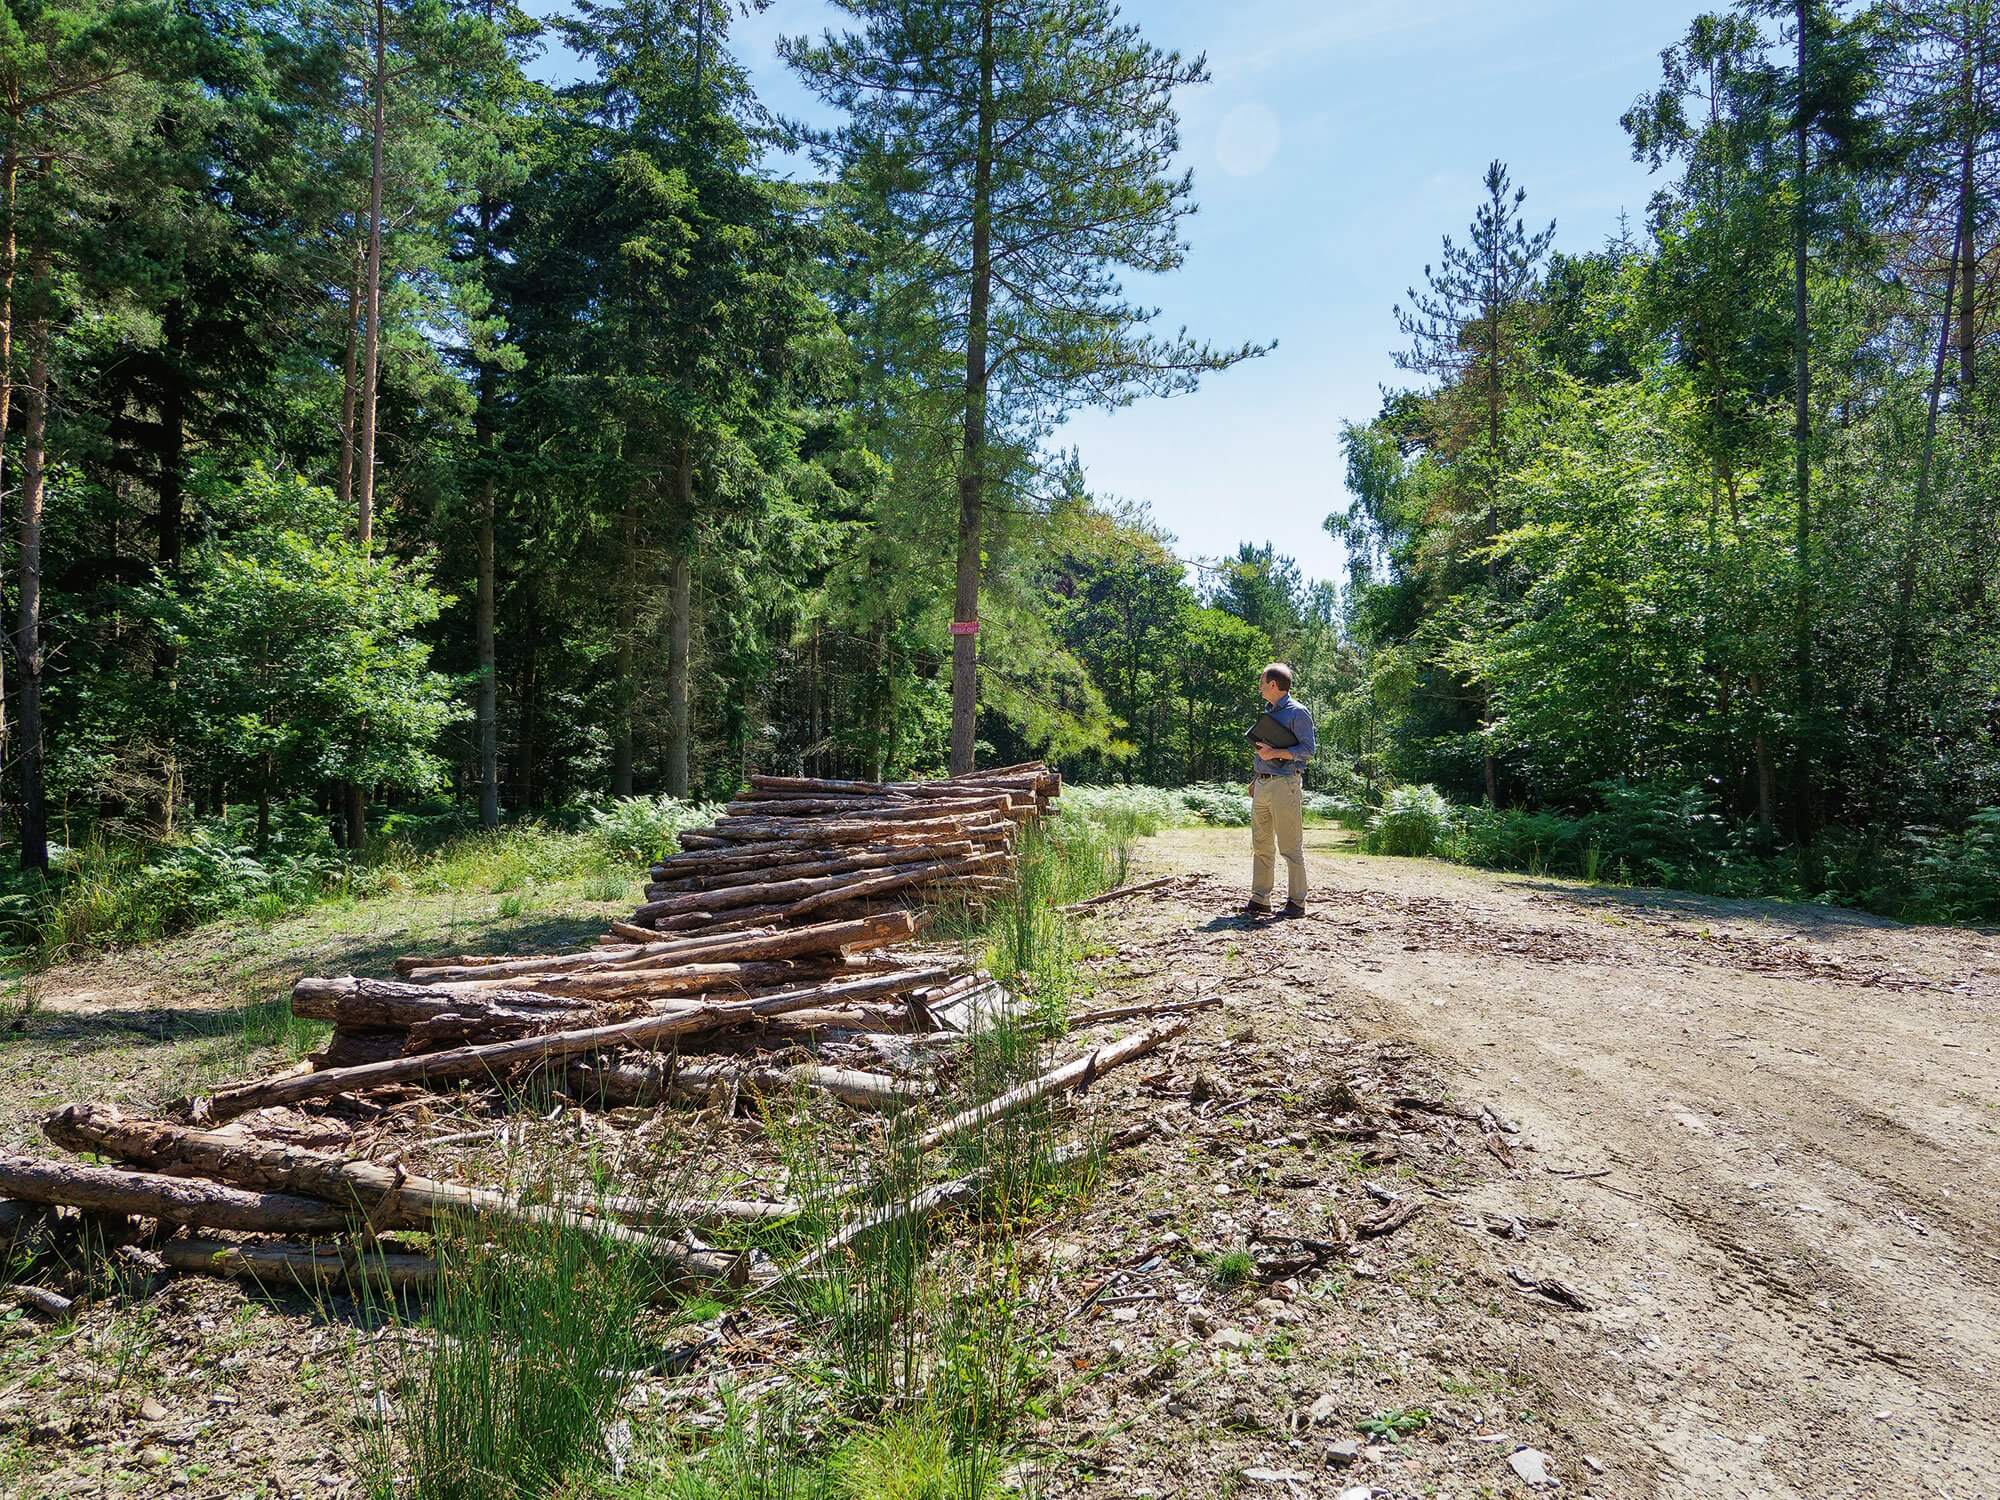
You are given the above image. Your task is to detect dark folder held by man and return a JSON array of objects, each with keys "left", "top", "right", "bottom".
[{"left": 1248, "top": 712, "right": 1299, "bottom": 749}]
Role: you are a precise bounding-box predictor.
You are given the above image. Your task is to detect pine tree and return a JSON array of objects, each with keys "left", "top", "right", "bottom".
[{"left": 785, "top": 0, "right": 1265, "bottom": 773}]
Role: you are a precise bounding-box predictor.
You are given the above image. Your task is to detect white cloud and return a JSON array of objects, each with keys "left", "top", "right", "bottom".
[{"left": 1216, "top": 102, "right": 1282, "bottom": 177}]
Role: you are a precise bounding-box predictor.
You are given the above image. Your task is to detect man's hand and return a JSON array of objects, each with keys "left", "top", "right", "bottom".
[{"left": 1254, "top": 743, "right": 1279, "bottom": 761}]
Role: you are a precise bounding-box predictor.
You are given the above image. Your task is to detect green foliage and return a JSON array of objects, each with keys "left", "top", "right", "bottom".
[
  {"left": 131, "top": 469, "right": 460, "bottom": 809},
  {"left": 362, "top": 1211, "right": 653, "bottom": 1500},
  {"left": 1363, "top": 786, "right": 1457, "bottom": 857},
  {"left": 1359, "top": 1407, "right": 1432, "bottom": 1443},
  {"left": 1180, "top": 783, "right": 1252, "bottom": 827},
  {"left": 1907, "top": 810, "right": 2000, "bottom": 922},
  {"left": 1208, "top": 1250, "right": 1255, "bottom": 1289},
  {"left": 1055, "top": 784, "right": 1183, "bottom": 837},
  {"left": 832, "top": 1413, "right": 995, "bottom": 1500},
  {"left": 587, "top": 796, "right": 725, "bottom": 864}
]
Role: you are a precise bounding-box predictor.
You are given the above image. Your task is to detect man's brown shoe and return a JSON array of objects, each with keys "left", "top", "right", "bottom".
[
  {"left": 1281, "top": 901, "right": 1307, "bottom": 918},
  {"left": 1241, "top": 902, "right": 1275, "bottom": 920}
]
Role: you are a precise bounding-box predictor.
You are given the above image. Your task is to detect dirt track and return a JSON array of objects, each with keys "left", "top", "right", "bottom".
[{"left": 1137, "top": 827, "right": 2000, "bottom": 1500}]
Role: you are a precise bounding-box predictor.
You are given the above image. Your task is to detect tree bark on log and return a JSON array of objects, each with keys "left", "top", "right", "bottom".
[
  {"left": 402, "top": 910, "right": 916, "bottom": 984},
  {"left": 915, "top": 1018, "right": 1188, "bottom": 1153},
  {"left": 636, "top": 852, "right": 1001, "bottom": 922},
  {"left": 161, "top": 1236, "right": 436, "bottom": 1291},
  {"left": 43, "top": 1104, "right": 744, "bottom": 1283},
  {"left": 293, "top": 977, "right": 595, "bottom": 1028},
  {"left": 197, "top": 968, "right": 949, "bottom": 1119},
  {"left": 0, "top": 1154, "right": 356, "bottom": 1234},
  {"left": 567, "top": 1054, "right": 926, "bottom": 1112},
  {"left": 645, "top": 841, "right": 977, "bottom": 895}
]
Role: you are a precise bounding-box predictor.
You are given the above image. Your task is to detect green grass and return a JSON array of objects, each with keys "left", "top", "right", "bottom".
[
  {"left": 1208, "top": 1250, "right": 1255, "bottom": 1290},
  {"left": 359, "top": 1194, "right": 661, "bottom": 1499},
  {"left": 2, "top": 796, "right": 723, "bottom": 969}
]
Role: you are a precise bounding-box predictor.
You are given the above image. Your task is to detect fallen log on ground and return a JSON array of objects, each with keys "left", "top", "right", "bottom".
[
  {"left": 0, "top": 1153, "right": 356, "bottom": 1235},
  {"left": 161, "top": 1236, "right": 437, "bottom": 1291},
  {"left": 43, "top": 1104, "right": 745, "bottom": 1283},
  {"left": 636, "top": 852, "right": 1000, "bottom": 922},
  {"left": 915, "top": 1018, "right": 1188, "bottom": 1154},
  {"left": 567, "top": 1054, "right": 928, "bottom": 1112},
  {"left": 643, "top": 841, "right": 977, "bottom": 896},
  {"left": 293, "top": 977, "right": 595, "bottom": 1029}
]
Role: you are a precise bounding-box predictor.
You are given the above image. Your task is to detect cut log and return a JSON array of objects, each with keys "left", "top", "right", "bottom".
[
  {"left": 745, "top": 1003, "right": 926, "bottom": 1036},
  {"left": 698, "top": 811, "right": 1009, "bottom": 846},
  {"left": 915, "top": 1018, "right": 1188, "bottom": 1154},
  {"left": 386, "top": 956, "right": 861, "bottom": 1004},
  {"left": 5, "top": 1283, "right": 75, "bottom": 1318},
  {"left": 43, "top": 1104, "right": 745, "bottom": 1283},
  {"left": 405, "top": 911, "right": 917, "bottom": 985},
  {"left": 161, "top": 1236, "right": 436, "bottom": 1291},
  {"left": 293, "top": 977, "right": 593, "bottom": 1028},
  {"left": 644, "top": 841, "right": 976, "bottom": 895},
  {"left": 195, "top": 967, "right": 950, "bottom": 1120},
  {"left": 0, "top": 1153, "right": 356, "bottom": 1234},
  {"left": 568, "top": 1055, "right": 926, "bottom": 1112},
  {"left": 637, "top": 852, "right": 997, "bottom": 921}
]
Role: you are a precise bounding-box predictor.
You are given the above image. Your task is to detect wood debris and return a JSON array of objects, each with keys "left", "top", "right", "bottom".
[{"left": 0, "top": 762, "right": 1171, "bottom": 1304}]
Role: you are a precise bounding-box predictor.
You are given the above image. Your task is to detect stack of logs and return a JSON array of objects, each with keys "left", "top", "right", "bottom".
[
  {"left": 619, "top": 761, "right": 1060, "bottom": 939},
  {"left": 0, "top": 762, "right": 1190, "bottom": 1305}
]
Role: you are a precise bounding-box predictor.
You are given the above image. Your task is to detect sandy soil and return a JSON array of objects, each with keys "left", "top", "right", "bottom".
[{"left": 1122, "top": 827, "right": 2000, "bottom": 1500}]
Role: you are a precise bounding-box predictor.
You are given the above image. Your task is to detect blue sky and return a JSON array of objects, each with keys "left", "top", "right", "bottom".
[{"left": 545, "top": 0, "right": 1714, "bottom": 586}]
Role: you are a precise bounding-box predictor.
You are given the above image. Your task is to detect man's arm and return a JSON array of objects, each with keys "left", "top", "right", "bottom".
[{"left": 1289, "top": 703, "right": 1316, "bottom": 764}]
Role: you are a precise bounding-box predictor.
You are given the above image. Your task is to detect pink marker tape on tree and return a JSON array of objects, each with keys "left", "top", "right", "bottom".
[{"left": 949, "top": 621, "right": 979, "bottom": 636}]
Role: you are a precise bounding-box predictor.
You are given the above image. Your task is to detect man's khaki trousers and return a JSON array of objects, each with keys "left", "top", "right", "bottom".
[{"left": 1250, "top": 773, "right": 1306, "bottom": 910}]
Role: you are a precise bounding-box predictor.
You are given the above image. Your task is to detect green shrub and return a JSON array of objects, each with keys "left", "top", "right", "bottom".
[
  {"left": 1057, "top": 784, "right": 1183, "bottom": 836},
  {"left": 365, "top": 1210, "right": 652, "bottom": 1500},
  {"left": 1451, "top": 805, "right": 1586, "bottom": 872},
  {"left": 587, "top": 795, "right": 723, "bottom": 864},
  {"left": 1581, "top": 780, "right": 1722, "bottom": 886},
  {"left": 1181, "top": 783, "right": 1252, "bottom": 826},
  {"left": 1904, "top": 809, "right": 2000, "bottom": 921},
  {"left": 1362, "top": 785, "right": 1455, "bottom": 857}
]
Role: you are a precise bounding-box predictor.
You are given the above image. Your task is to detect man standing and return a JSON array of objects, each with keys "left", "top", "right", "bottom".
[{"left": 1246, "top": 662, "right": 1314, "bottom": 919}]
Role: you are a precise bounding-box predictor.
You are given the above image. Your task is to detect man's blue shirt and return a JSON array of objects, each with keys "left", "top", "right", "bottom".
[{"left": 1253, "top": 694, "right": 1315, "bottom": 778}]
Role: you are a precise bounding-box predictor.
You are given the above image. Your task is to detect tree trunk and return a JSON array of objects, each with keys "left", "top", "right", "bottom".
[
  {"left": 1887, "top": 240, "right": 1959, "bottom": 698},
  {"left": 613, "top": 501, "right": 637, "bottom": 797},
  {"left": 337, "top": 237, "right": 362, "bottom": 513},
  {"left": 474, "top": 192, "right": 501, "bottom": 829},
  {"left": 157, "top": 304, "right": 187, "bottom": 577},
  {"left": 16, "top": 238, "right": 49, "bottom": 872},
  {"left": 950, "top": 0, "right": 997, "bottom": 778},
  {"left": 665, "top": 440, "right": 694, "bottom": 798},
  {"left": 0, "top": 139, "right": 17, "bottom": 809},
  {"left": 1789, "top": 0, "right": 1814, "bottom": 837},
  {"left": 44, "top": 1104, "right": 742, "bottom": 1283},
  {"left": 162, "top": 1237, "right": 436, "bottom": 1292},
  {"left": 477, "top": 475, "right": 499, "bottom": 826},
  {"left": 0, "top": 1153, "right": 356, "bottom": 1234},
  {"left": 1959, "top": 33, "right": 1978, "bottom": 391},
  {"left": 355, "top": 0, "right": 389, "bottom": 547},
  {"left": 198, "top": 969, "right": 946, "bottom": 1121}
]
